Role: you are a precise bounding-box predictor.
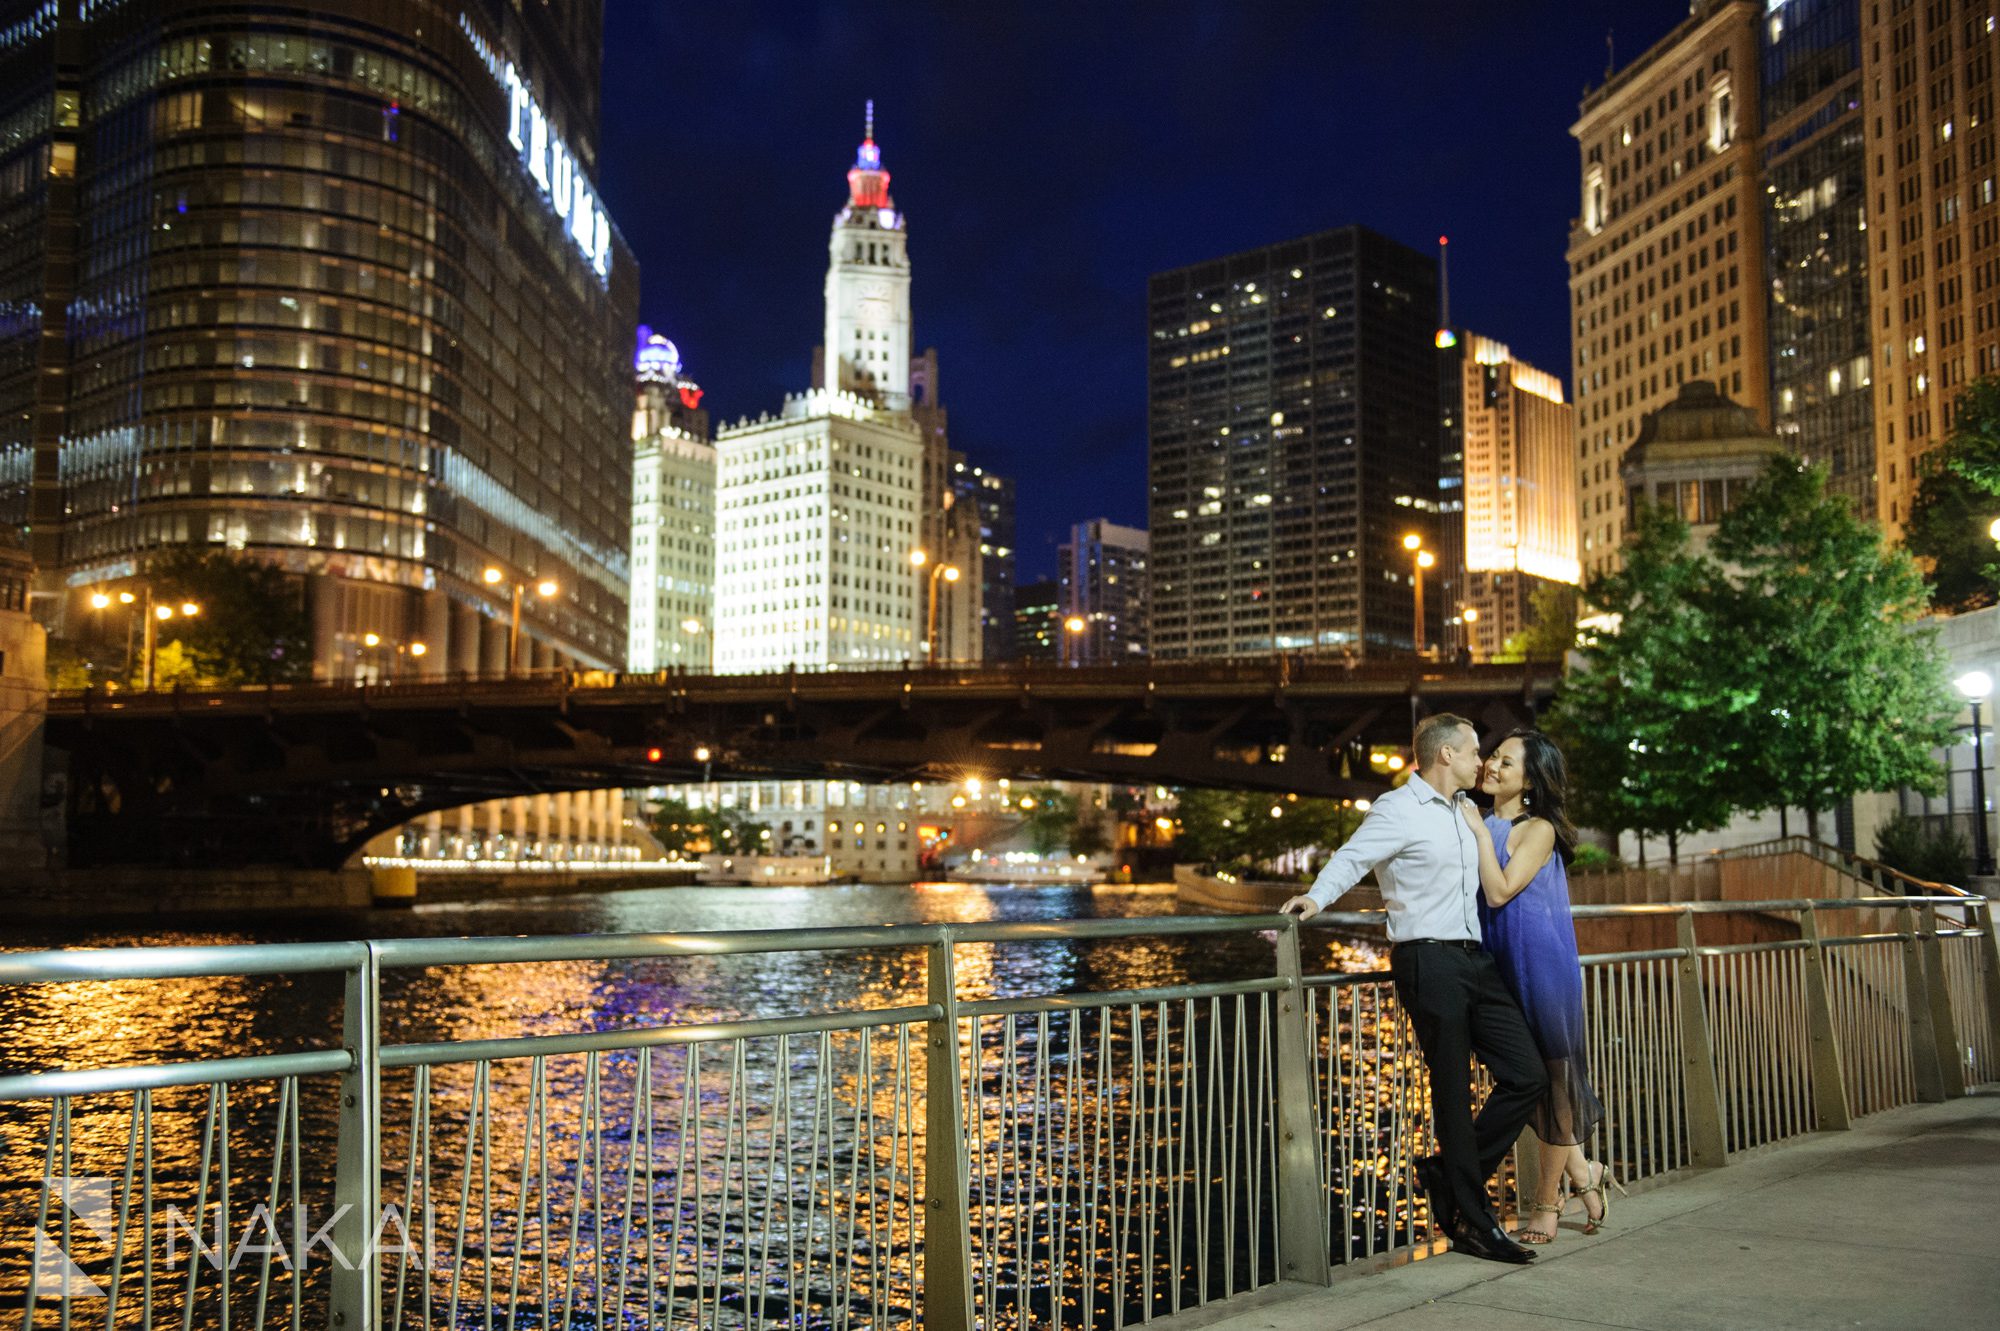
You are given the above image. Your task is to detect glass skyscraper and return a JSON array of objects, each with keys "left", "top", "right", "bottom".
[
  {"left": 0, "top": 0, "right": 637, "bottom": 677},
  {"left": 1148, "top": 226, "right": 1440, "bottom": 658},
  {"left": 1763, "top": 0, "right": 1874, "bottom": 517}
]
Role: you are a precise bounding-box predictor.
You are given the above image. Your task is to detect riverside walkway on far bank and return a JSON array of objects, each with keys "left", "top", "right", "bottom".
[{"left": 1162, "top": 1093, "right": 2000, "bottom": 1331}]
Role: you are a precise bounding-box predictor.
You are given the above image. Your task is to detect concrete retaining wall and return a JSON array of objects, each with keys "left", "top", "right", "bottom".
[{"left": 1, "top": 867, "right": 373, "bottom": 916}]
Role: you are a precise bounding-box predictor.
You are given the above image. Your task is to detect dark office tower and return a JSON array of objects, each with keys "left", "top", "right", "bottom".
[
  {"left": 951, "top": 460, "right": 1016, "bottom": 661},
  {"left": 0, "top": 1, "right": 638, "bottom": 678},
  {"left": 1059, "top": 519, "right": 1150, "bottom": 663},
  {"left": 1763, "top": 0, "right": 1874, "bottom": 518},
  {"left": 1149, "top": 227, "right": 1441, "bottom": 658},
  {"left": 1013, "top": 579, "right": 1060, "bottom": 664}
]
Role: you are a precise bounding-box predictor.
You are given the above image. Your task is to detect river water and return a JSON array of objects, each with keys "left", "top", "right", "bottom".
[{"left": 0, "top": 882, "right": 1394, "bottom": 1330}]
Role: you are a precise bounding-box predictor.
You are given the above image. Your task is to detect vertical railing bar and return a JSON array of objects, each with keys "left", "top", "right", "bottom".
[
  {"left": 178, "top": 1085, "right": 221, "bottom": 1331},
  {"left": 389, "top": 1067, "right": 420, "bottom": 1328},
  {"left": 501, "top": 1058, "right": 541, "bottom": 1331},
  {"left": 1030, "top": 1011, "right": 1051, "bottom": 1331},
  {"left": 670, "top": 1045, "right": 694, "bottom": 1331},
  {"left": 1108, "top": 1005, "right": 1130, "bottom": 1331},
  {"left": 445, "top": 1063, "right": 482, "bottom": 1331},
  {"left": 1002, "top": 1010, "right": 1021, "bottom": 1325},
  {"left": 616, "top": 1048, "right": 645, "bottom": 1325},
  {"left": 969, "top": 1015, "right": 990, "bottom": 1328},
  {"left": 920, "top": 928, "right": 974, "bottom": 1331},
  {"left": 143, "top": 1090, "right": 155, "bottom": 1331},
  {"left": 332, "top": 948, "right": 381, "bottom": 1331},
  {"left": 252, "top": 1077, "right": 291, "bottom": 1331},
  {"left": 103, "top": 1090, "right": 143, "bottom": 1331}
]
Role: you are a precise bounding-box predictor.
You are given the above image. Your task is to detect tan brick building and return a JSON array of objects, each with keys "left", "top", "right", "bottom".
[
  {"left": 1863, "top": 0, "right": 2000, "bottom": 533},
  {"left": 1567, "top": 1, "right": 1770, "bottom": 579}
]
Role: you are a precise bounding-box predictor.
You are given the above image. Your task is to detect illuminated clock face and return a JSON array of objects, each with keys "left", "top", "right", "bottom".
[{"left": 858, "top": 280, "right": 890, "bottom": 319}]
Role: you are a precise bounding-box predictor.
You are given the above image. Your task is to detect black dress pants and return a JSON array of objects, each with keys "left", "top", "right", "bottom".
[{"left": 1389, "top": 941, "right": 1550, "bottom": 1227}]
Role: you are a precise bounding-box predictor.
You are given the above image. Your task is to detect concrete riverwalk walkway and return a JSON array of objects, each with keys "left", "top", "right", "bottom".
[{"left": 1169, "top": 1093, "right": 2000, "bottom": 1331}]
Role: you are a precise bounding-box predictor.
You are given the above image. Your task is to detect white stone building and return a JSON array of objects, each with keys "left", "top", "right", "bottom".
[{"left": 629, "top": 330, "right": 715, "bottom": 671}]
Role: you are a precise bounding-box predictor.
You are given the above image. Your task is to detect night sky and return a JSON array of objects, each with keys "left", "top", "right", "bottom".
[{"left": 597, "top": 1, "right": 1690, "bottom": 582}]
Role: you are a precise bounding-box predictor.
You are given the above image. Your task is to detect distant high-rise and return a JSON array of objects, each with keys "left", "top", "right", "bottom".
[
  {"left": 628, "top": 330, "right": 714, "bottom": 671},
  {"left": 1569, "top": 1, "right": 1768, "bottom": 579},
  {"left": 952, "top": 461, "right": 1015, "bottom": 661},
  {"left": 1763, "top": 0, "right": 1874, "bottom": 519},
  {"left": 1861, "top": 0, "right": 2000, "bottom": 532},
  {"left": 1059, "top": 519, "right": 1150, "bottom": 664},
  {"left": 1449, "top": 335, "right": 1579, "bottom": 660},
  {"left": 0, "top": 1, "right": 638, "bottom": 676},
  {"left": 1014, "top": 580, "right": 1061, "bottom": 665},
  {"left": 1148, "top": 226, "right": 1441, "bottom": 658}
]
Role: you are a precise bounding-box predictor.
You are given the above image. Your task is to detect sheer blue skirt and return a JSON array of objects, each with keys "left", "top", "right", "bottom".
[{"left": 1480, "top": 817, "right": 1605, "bottom": 1148}]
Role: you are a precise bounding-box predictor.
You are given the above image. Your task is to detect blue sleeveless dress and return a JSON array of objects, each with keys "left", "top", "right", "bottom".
[{"left": 1479, "top": 814, "right": 1605, "bottom": 1148}]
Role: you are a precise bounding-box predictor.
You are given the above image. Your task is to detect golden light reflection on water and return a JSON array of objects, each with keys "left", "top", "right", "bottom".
[{"left": 0, "top": 884, "right": 1402, "bottom": 1329}]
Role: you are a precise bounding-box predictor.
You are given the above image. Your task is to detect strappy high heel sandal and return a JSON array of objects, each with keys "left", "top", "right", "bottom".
[
  {"left": 1571, "top": 1159, "right": 1627, "bottom": 1234},
  {"left": 1516, "top": 1200, "right": 1562, "bottom": 1244}
]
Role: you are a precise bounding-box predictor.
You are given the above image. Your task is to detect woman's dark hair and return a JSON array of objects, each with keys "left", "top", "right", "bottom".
[{"left": 1499, "top": 727, "right": 1578, "bottom": 864}]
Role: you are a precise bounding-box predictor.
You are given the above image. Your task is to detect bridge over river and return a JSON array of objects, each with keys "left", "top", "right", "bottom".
[{"left": 45, "top": 659, "right": 1556, "bottom": 868}]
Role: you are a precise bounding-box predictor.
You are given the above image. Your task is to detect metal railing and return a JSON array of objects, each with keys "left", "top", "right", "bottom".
[
  {"left": 48, "top": 656, "right": 1559, "bottom": 709},
  {"left": 1715, "top": 835, "right": 1971, "bottom": 899},
  {"left": 2, "top": 897, "right": 1996, "bottom": 1330}
]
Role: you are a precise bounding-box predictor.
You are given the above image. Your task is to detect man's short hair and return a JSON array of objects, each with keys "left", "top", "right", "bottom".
[{"left": 1413, "top": 713, "right": 1476, "bottom": 768}]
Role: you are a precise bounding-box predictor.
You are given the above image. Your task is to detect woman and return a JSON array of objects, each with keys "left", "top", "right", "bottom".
[{"left": 1457, "top": 728, "right": 1618, "bottom": 1243}]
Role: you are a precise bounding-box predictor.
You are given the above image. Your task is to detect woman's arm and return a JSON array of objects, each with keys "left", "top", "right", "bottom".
[{"left": 1480, "top": 818, "right": 1557, "bottom": 908}]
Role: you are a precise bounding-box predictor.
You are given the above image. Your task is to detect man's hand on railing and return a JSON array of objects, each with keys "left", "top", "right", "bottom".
[{"left": 1280, "top": 894, "right": 1321, "bottom": 919}]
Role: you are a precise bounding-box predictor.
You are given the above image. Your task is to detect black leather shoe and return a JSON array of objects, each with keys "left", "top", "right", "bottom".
[
  {"left": 1415, "top": 1155, "right": 1458, "bottom": 1234},
  {"left": 1449, "top": 1217, "right": 1537, "bottom": 1264}
]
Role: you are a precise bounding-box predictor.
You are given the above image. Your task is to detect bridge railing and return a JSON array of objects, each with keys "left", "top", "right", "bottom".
[
  {"left": 1, "top": 898, "right": 1994, "bottom": 1330},
  {"left": 47, "top": 656, "right": 1562, "bottom": 710}
]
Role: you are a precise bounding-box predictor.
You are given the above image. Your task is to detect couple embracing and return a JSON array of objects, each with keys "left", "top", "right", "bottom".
[{"left": 1281, "top": 713, "right": 1619, "bottom": 1263}]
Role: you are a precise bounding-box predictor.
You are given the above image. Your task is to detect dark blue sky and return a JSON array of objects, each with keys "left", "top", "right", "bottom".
[{"left": 597, "top": 1, "right": 1688, "bottom": 582}]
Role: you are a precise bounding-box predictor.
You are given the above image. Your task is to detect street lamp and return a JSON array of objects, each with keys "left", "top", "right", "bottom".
[
  {"left": 483, "top": 566, "right": 559, "bottom": 673},
  {"left": 1063, "top": 614, "right": 1087, "bottom": 666},
  {"left": 1402, "top": 534, "right": 1436, "bottom": 656},
  {"left": 1958, "top": 669, "right": 1995, "bottom": 876},
  {"left": 140, "top": 591, "right": 200, "bottom": 690},
  {"left": 926, "top": 563, "right": 961, "bottom": 664}
]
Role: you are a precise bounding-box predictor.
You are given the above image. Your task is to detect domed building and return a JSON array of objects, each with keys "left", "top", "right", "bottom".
[{"left": 1620, "top": 380, "right": 1789, "bottom": 553}]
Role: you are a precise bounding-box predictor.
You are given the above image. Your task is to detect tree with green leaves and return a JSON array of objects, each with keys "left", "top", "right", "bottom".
[
  {"left": 1904, "top": 453, "right": 1999, "bottom": 611},
  {"left": 1933, "top": 375, "right": 2000, "bottom": 494},
  {"left": 1544, "top": 504, "right": 1740, "bottom": 862},
  {"left": 1903, "top": 376, "right": 2000, "bottom": 611},
  {"left": 1708, "top": 456, "right": 1954, "bottom": 839},
  {"left": 1019, "top": 786, "right": 1079, "bottom": 856},
  {"left": 647, "top": 797, "right": 708, "bottom": 857},
  {"left": 1493, "top": 582, "right": 1581, "bottom": 663},
  {"left": 1172, "top": 788, "right": 1362, "bottom": 877},
  {"left": 149, "top": 548, "right": 312, "bottom": 685}
]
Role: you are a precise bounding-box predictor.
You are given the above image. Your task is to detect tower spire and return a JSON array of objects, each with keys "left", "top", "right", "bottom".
[
  {"left": 847, "top": 99, "right": 892, "bottom": 209},
  {"left": 1434, "top": 235, "right": 1458, "bottom": 349}
]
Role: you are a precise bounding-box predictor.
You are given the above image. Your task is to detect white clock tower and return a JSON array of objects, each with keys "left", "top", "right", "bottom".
[{"left": 823, "top": 102, "right": 912, "bottom": 407}]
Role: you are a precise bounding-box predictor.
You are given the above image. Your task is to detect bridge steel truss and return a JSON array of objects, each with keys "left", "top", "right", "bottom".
[{"left": 45, "top": 660, "right": 1558, "bottom": 869}]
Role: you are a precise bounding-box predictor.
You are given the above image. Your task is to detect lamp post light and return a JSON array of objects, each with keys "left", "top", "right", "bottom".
[
  {"left": 484, "top": 567, "right": 559, "bottom": 674},
  {"left": 139, "top": 589, "right": 200, "bottom": 690},
  {"left": 1062, "top": 614, "right": 1087, "bottom": 667},
  {"left": 1402, "top": 534, "right": 1436, "bottom": 656},
  {"left": 679, "top": 617, "right": 710, "bottom": 670},
  {"left": 1957, "top": 669, "right": 1996, "bottom": 876},
  {"left": 911, "top": 549, "right": 961, "bottom": 665}
]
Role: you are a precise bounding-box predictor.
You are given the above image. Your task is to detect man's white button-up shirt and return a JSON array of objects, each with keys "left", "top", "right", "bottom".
[{"left": 1303, "top": 772, "right": 1482, "bottom": 943}]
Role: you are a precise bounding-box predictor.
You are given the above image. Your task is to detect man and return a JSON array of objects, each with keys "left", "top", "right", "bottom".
[{"left": 1281, "top": 713, "right": 1548, "bottom": 1264}]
